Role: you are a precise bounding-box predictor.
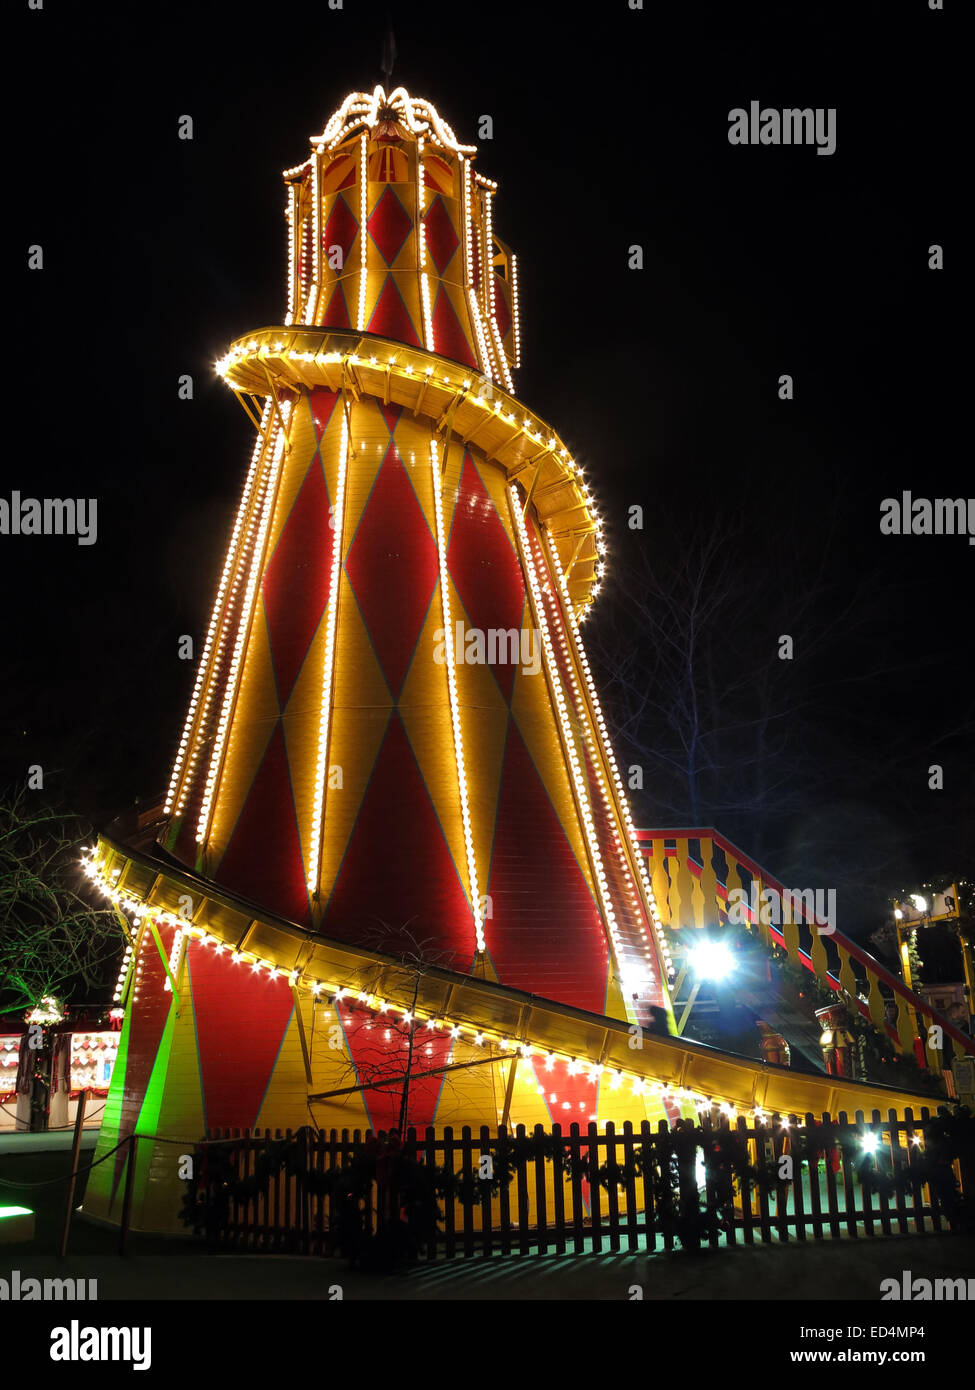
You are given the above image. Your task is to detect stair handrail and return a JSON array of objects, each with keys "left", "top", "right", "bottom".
[{"left": 635, "top": 826, "right": 975, "bottom": 1061}]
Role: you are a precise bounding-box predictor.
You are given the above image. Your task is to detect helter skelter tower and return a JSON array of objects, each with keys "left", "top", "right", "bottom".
[
  {"left": 163, "top": 85, "right": 675, "bottom": 1028},
  {"left": 83, "top": 86, "right": 943, "bottom": 1236},
  {"left": 82, "top": 85, "right": 695, "bottom": 1233}
]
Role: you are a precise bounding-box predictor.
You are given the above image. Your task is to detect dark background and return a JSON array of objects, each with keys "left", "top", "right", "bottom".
[{"left": 8, "top": 1, "right": 969, "bottom": 957}]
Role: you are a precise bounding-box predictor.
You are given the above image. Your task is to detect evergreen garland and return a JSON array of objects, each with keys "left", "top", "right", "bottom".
[{"left": 177, "top": 1105, "right": 975, "bottom": 1261}]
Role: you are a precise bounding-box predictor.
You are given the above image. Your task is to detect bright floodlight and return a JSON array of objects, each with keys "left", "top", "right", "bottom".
[
  {"left": 861, "top": 1132, "right": 879, "bottom": 1154},
  {"left": 909, "top": 894, "right": 928, "bottom": 914},
  {"left": 687, "top": 939, "right": 735, "bottom": 982}
]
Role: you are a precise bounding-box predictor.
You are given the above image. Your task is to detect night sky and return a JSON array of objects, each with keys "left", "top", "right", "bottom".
[{"left": 8, "top": 1, "right": 969, "bottom": 947}]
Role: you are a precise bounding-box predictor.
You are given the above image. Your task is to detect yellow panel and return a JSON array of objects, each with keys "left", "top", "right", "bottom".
[
  {"left": 449, "top": 580, "right": 510, "bottom": 895},
  {"left": 398, "top": 584, "right": 470, "bottom": 903},
  {"left": 210, "top": 604, "right": 280, "bottom": 863},
  {"left": 281, "top": 606, "right": 328, "bottom": 877},
  {"left": 509, "top": 656, "right": 597, "bottom": 901},
  {"left": 341, "top": 397, "right": 389, "bottom": 541},
  {"left": 263, "top": 394, "right": 320, "bottom": 554},
  {"left": 315, "top": 573, "right": 391, "bottom": 908}
]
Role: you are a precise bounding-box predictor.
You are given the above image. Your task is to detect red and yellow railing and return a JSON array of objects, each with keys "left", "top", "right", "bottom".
[{"left": 635, "top": 828, "right": 975, "bottom": 1076}]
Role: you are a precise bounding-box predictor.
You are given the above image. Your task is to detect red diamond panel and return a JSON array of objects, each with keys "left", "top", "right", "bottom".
[
  {"left": 424, "top": 195, "right": 459, "bottom": 275},
  {"left": 261, "top": 460, "right": 333, "bottom": 708},
  {"left": 216, "top": 725, "right": 310, "bottom": 926},
  {"left": 336, "top": 1005, "right": 455, "bottom": 1132},
  {"left": 321, "top": 282, "right": 352, "bottom": 329},
  {"left": 493, "top": 284, "right": 512, "bottom": 342},
  {"left": 432, "top": 287, "right": 477, "bottom": 369},
  {"left": 322, "top": 195, "right": 358, "bottom": 264},
  {"left": 189, "top": 943, "right": 296, "bottom": 1131},
  {"left": 345, "top": 442, "right": 438, "bottom": 698},
  {"left": 368, "top": 186, "right": 412, "bottom": 265},
  {"left": 323, "top": 712, "right": 474, "bottom": 965},
  {"left": 486, "top": 722, "right": 609, "bottom": 1015},
  {"left": 309, "top": 387, "right": 340, "bottom": 440},
  {"left": 446, "top": 453, "right": 526, "bottom": 703},
  {"left": 367, "top": 275, "right": 422, "bottom": 347}
]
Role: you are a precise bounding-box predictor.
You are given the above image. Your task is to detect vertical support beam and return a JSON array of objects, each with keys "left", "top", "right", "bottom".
[
  {"left": 291, "top": 986, "right": 313, "bottom": 1086},
  {"left": 500, "top": 1054, "right": 519, "bottom": 1128},
  {"left": 58, "top": 1088, "right": 88, "bottom": 1258},
  {"left": 119, "top": 1135, "right": 139, "bottom": 1256}
]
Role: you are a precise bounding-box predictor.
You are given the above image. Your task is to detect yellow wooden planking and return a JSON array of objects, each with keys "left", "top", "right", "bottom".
[
  {"left": 315, "top": 573, "right": 391, "bottom": 912},
  {"left": 281, "top": 606, "right": 328, "bottom": 879},
  {"left": 210, "top": 607, "right": 280, "bottom": 868}
]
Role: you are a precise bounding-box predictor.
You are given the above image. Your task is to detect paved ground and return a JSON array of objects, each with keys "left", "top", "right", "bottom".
[
  {"left": 2, "top": 1137, "right": 972, "bottom": 1301},
  {"left": 2, "top": 1231, "right": 971, "bottom": 1301},
  {"left": 0, "top": 1130, "right": 98, "bottom": 1155}
]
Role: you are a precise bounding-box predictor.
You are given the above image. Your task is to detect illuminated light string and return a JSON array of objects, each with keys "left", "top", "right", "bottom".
[
  {"left": 162, "top": 928, "right": 184, "bottom": 994},
  {"left": 430, "top": 439, "right": 485, "bottom": 953},
  {"left": 483, "top": 190, "right": 496, "bottom": 326},
  {"left": 417, "top": 135, "right": 426, "bottom": 270},
  {"left": 467, "top": 290, "right": 495, "bottom": 381},
  {"left": 306, "top": 415, "right": 349, "bottom": 894},
  {"left": 508, "top": 484, "right": 637, "bottom": 997},
  {"left": 211, "top": 341, "right": 605, "bottom": 606},
  {"left": 488, "top": 313, "right": 515, "bottom": 394},
  {"left": 302, "top": 200, "right": 314, "bottom": 323},
  {"left": 314, "top": 86, "right": 477, "bottom": 159},
  {"left": 460, "top": 157, "right": 494, "bottom": 379},
  {"left": 286, "top": 183, "right": 296, "bottom": 323},
  {"left": 539, "top": 528, "right": 662, "bottom": 977},
  {"left": 510, "top": 252, "right": 522, "bottom": 368},
  {"left": 545, "top": 533, "right": 674, "bottom": 976},
  {"left": 81, "top": 849, "right": 852, "bottom": 1132},
  {"left": 461, "top": 155, "right": 473, "bottom": 290},
  {"left": 111, "top": 938, "right": 136, "bottom": 1003},
  {"left": 176, "top": 411, "right": 278, "bottom": 810},
  {"left": 357, "top": 132, "right": 369, "bottom": 332},
  {"left": 530, "top": 527, "right": 661, "bottom": 994},
  {"left": 417, "top": 137, "right": 436, "bottom": 353},
  {"left": 214, "top": 338, "right": 594, "bottom": 519},
  {"left": 309, "top": 150, "right": 321, "bottom": 324},
  {"left": 482, "top": 189, "right": 515, "bottom": 391},
  {"left": 478, "top": 192, "right": 504, "bottom": 384},
  {"left": 166, "top": 399, "right": 276, "bottom": 816},
  {"left": 197, "top": 408, "right": 289, "bottom": 846}
]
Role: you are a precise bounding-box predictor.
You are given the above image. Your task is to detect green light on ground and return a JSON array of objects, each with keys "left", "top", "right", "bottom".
[{"left": 0, "top": 1207, "right": 34, "bottom": 1218}]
